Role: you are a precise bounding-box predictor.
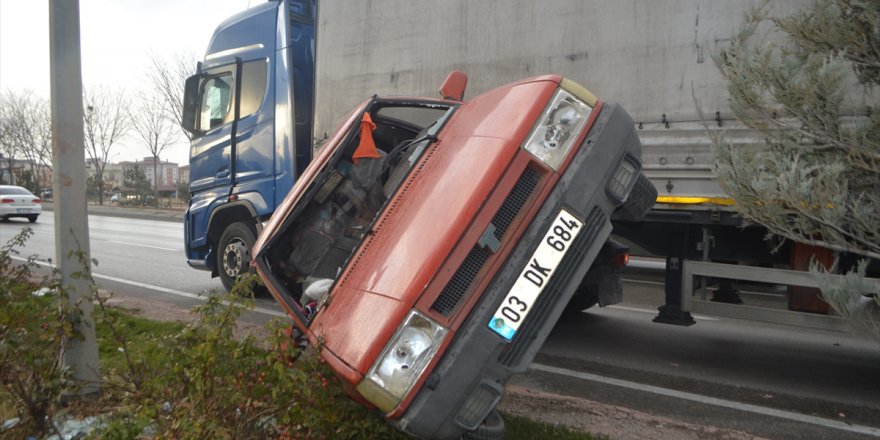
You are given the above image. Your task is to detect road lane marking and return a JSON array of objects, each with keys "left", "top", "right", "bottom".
[
  {"left": 621, "top": 278, "right": 664, "bottom": 286},
  {"left": 10, "top": 256, "right": 286, "bottom": 318},
  {"left": 606, "top": 305, "right": 719, "bottom": 321},
  {"left": 529, "top": 363, "right": 880, "bottom": 437},
  {"left": 108, "top": 240, "right": 178, "bottom": 251}
]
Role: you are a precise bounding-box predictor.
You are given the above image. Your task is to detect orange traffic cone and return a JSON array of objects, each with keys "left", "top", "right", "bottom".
[{"left": 352, "top": 112, "right": 381, "bottom": 165}]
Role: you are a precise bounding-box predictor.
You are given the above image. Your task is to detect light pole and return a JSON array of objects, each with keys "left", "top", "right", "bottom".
[{"left": 49, "top": 0, "right": 100, "bottom": 395}]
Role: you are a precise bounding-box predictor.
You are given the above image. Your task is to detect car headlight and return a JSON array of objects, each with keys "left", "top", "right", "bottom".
[
  {"left": 522, "top": 88, "right": 594, "bottom": 170},
  {"left": 356, "top": 310, "right": 447, "bottom": 413}
]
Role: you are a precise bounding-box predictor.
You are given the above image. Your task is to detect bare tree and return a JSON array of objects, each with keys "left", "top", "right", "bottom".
[
  {"left": 0, "top": 93, "right": 20, "bottom": 185},
  {"left": 18, "top": 102, "right": 52, "bottom": 194},
  {"left": 714, "top": 1, "right": 880, "bottom": 339},
  {"left": 147, "top": 51, "right": 197, "bottom": 138},
  {"left": 83, "top": 87, "right": 130, "bottom": 205},
  {"left": 0, "top": 90, "right": 53, "bottom": 189},
  {"left": 129, "top": 94, "right": 177, "bottom": 208}
]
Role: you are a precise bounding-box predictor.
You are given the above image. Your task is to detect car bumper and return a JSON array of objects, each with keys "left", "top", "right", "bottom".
[
  {"left": 395, "top": 102, "right": 643, "bottom": 439},
  {"left": 0, "top": 206, "right": 41, "bottom": 218}
]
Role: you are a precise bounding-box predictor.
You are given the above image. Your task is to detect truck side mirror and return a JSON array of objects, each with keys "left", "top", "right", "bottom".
[
  {"left": 182, "top": 74, "right": 204, "bottom": 137},
  {"left": 439, "top": 71, "right": 467, "bottom": 101}
]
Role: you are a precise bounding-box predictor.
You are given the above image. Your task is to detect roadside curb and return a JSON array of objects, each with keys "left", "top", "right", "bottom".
[{"left": 42, "top": 202, "right": 184, "bottom": 223}]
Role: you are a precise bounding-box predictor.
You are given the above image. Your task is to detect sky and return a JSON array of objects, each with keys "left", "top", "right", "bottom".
[{"left": 0, "top": 0, "right": 255, "bottom": 166}]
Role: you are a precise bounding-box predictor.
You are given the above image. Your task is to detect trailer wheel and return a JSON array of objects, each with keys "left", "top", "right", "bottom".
[
  {"left": 462, "top": 410, "right": 505, "bottom": 440},
  {"left": 613, "top": 173, "right": 657, "bottom": 222},
  {"left": 217, "top": 222, "right": 257, "bottom": 291}
]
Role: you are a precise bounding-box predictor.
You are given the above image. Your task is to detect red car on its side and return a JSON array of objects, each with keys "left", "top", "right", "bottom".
[{"left": 253, "top": 72, "right": 654, "bottom": 439}]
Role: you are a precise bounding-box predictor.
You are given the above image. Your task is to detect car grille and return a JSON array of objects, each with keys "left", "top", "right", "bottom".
[
  {"left": 430, "top": 167, "right": 540, "bottom": 317},
  {"left": 498, "top": 206, "right": 606, "bottom": 367}
]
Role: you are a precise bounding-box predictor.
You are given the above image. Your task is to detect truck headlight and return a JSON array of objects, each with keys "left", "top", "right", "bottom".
[
  {"left": 522, "top": 88, "right": 593, "bottom": 170},
  {"left": 356, "top": 310, "right": 447, "bottom": 413}
]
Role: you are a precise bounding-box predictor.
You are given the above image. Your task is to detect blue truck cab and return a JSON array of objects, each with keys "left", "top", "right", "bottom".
[{"left": 181, "top": 0, "right": 316, "bottom": 290}]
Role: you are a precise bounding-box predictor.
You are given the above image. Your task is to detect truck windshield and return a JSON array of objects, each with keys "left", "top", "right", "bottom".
[{"left": 261, "top": 102, "right": 455, "bottom": 323}]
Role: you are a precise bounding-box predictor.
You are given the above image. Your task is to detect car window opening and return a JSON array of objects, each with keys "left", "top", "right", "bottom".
[{"left": 262, "top": 104, "right": 452, "bottom": 324}]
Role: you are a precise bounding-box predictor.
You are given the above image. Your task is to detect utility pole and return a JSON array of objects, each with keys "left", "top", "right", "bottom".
[{"left": 49, "top": 0, "right": 100, "bottom": 394}]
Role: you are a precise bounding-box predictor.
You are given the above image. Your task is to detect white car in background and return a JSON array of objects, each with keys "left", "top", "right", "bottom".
[{"left": 0, "top": 185, "right": 42, "bottom": 223}]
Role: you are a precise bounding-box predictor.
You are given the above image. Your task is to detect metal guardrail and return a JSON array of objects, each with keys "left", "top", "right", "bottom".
[{"left": 682, "top": 260, "right": 880, "bottom": 332}]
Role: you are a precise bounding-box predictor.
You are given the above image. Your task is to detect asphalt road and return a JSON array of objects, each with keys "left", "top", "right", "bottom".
[
  {"left": 0, "top": 213, "right": 282, "bottom": 318},
  {"left": 521, "top": 300, "right": 880, "bottom": 439},
  {"left": 1, "top": 213, "right": 219, "bottom": 293},
  {"left": 2, "top": 213, "right": 878, "bottom": 439}
]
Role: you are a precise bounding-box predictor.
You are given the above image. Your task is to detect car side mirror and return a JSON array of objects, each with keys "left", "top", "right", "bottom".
[
  {"left": 182, "top": 73, "right": 204, "bottom": 137},
  {"left": 439, "top": 70, "right": 468, "bottom": 101}
]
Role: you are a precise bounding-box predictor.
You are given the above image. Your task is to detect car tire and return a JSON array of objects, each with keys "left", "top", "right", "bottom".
[
  {"left": 27, "top": 215, "right": 38, "bottom": 223},
  {"left": 462, "top": 410, "right": 505, "bottom": 440},
  {"left": 217, "top": 222, "right": 257, "bottom": 292},
  {"left": 613, "top": 173, "right": 657, "bottom": 222}
]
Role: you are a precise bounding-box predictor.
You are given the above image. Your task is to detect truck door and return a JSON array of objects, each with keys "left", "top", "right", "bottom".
[
  {"left": 184, "top": 59, "right": 272, "bottom": 243},
  {"left": 188, "top": 65, "right": 236, "bottom": 198}
]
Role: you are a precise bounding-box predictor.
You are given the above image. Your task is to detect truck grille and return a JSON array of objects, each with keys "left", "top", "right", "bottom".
[
  {"left": 498, "top": 206, "right": 606, "bottom": 367},
  {"left": 430, "top": 168, "right": 540, "bottom": 316}
]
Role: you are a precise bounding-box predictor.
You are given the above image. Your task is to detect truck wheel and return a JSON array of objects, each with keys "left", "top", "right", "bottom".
[
  {"left": 462, "top": 410, "right": 505, "bottom": 440},
  {"left": 613, "top": 173, "right": 657, "bottom": 222},
  {"left": 217, "top": 222, "right": 257, "bottom": 291}
]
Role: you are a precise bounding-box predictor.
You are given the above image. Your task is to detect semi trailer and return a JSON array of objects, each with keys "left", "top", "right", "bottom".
[{"left": 185, "top": 0, "right": 876, "bottom": 329}]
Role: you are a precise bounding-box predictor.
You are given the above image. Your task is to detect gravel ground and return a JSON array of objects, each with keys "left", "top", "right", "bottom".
[
  {"left": 103, "top": 294, "right": 271, "bottom": 342},
  {"left": 107, "top": 294, "right": 761, "bottom": 440},
  {"left": 499, "top": 386, "right": 765, "bottom": 440}
]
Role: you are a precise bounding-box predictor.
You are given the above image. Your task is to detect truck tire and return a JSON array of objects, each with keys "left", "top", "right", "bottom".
[
  {"left": 462, "top": 410, "right": 505, "bottom": 440},
  {"left": 613, "top": 173, "right": 657, "bottom": 222},
  {"left": 217, "top": 222, "right": 257, "bottom": 291}
]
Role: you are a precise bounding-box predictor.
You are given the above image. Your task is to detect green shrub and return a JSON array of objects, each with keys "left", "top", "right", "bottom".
[
  {"left": 0, "top": 231, "right": 398, "bottom": 439},
  {"left": 2, "top": 231, "right": 591, "bottom": 440},
  {"left": 95, "top": 276, "right": 402, "bottom": 439},
  {"left": 0, "top": 228, "right": 80, "bottom": 437}
]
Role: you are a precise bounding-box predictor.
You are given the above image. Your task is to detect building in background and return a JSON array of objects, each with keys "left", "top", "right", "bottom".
[
  {"left": 103, "top": 162, "right": 126, "bottom": 191},
  {"left": 140, "top": 157, "right": 179, "bottom": 192},
  {"left": 113, "top": 158, "right": 180, "bottom": 197},
  {"left": 84, "top": 158, "right": 127, "bottom": 197},
  {"left": 137, "top": 156, "right": 180, "bottom": 196},
  {"left": 0, "top": 156, "right": 52, "bottom": 192},
  {"left": 178, "top": 164, "right": 190, "bottom": 187}
]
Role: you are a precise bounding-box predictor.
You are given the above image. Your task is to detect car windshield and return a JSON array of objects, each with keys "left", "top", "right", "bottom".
[
  {"left": 259, "top": 100, "right": 455, "bottom": 325},
  {"left": 1, "top": 187, "right": 33, "bottom": 196}
]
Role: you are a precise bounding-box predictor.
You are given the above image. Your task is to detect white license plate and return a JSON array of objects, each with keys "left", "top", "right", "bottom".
[
  {"left": 488, "top": 208, "right": 583, "bottom": 340},
  {"left": 16, "top": 208, "right": 31, "bottom": 213}
]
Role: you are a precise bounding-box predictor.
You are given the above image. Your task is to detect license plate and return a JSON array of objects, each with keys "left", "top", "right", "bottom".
[
  {"left": 16, "top": 208, "right": 30, "bottom": 213},
  {"left": 489, "top": 208, "right": 583, "bottom": 341}
]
